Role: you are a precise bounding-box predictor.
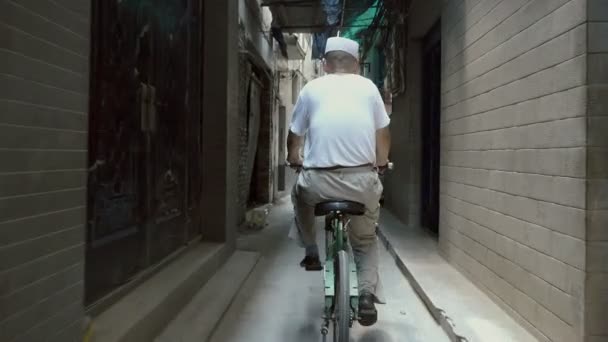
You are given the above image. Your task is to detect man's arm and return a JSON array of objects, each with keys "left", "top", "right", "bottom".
[
  {"left": 371, "top": 83, "right": 391, "bottom": 166},
  {"left": 287, "top": 131, "right": 304, "bottom": 165},
  {"left": 376, "top": 126, "right": 391, "bottom": 166},
  {"left": 287, "top": 85, "right": 309, "bottom": 166}
]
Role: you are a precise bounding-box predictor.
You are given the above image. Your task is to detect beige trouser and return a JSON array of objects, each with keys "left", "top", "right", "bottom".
[{"left": 290, "top": 166, "right": 385, "bottom": 302}]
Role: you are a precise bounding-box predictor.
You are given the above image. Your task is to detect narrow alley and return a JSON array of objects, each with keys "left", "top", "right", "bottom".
[{"left": 2, "top": 0, "right": 607, "bottom": 342}]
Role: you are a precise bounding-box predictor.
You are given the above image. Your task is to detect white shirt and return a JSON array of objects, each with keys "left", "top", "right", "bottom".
[{"left": 290, "top": 74, "right": 390, "bottom": 168}]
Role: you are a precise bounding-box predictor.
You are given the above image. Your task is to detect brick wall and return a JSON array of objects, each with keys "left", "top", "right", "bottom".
[
  {"left": 439, "top": 0, "right": 588, "bottom": 341},
  {"left": 251, "top": 73, "right": 274, "bottom": 204},
  {"left": 237, "top": 50, "right": 252, "bottom": 224},
  {"left": 585, "top": 1, "right": 608, "bottom": 340},
  {"left": 0, "top": 1, "right": 89, "bottom": 341}
]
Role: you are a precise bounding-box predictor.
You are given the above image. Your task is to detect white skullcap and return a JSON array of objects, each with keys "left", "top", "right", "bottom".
[{"left": 325, "top": 37, "right": 359, "bottom": 60}]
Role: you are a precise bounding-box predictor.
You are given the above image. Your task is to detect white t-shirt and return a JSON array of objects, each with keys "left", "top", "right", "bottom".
[{"left": 290, "top": 74, "right": 390, "bottom": 168}]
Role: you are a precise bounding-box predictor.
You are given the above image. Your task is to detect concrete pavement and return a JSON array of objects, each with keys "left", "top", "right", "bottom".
[{"left": 207, "top": 198, "right": 449, "bottom": 342}]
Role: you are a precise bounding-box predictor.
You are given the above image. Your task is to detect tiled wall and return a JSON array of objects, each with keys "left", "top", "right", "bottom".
[
  {"left": 439, "top": 0, "right": 588, "bottom": 341},
  {"left": 0, "top": 0, "right": 90, "bottom": 341}
]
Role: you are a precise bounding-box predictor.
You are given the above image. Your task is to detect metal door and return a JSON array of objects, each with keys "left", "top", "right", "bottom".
[{"left": 87, "top": 0, "right": 203, "bottom": 304}]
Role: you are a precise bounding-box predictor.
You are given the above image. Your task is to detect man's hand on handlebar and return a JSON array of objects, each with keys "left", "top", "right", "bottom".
[
  {"left": 376, "top": 161, "right": 394, "bottom": 175},
  {"left": 286, "top": 154, "right": 303, "bottom": 172}
]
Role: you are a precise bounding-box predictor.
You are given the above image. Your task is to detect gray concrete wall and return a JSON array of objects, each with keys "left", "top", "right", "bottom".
[
  {"left": 0, "top": 1, "right": 90, "bottom": 341},
  {"left": 202, "top": 0, "right": 240, "bottom": 244},
  {"left": 382, "top": 53, "right": 423, "bottom": 225},
  {"left": 239, "top": 0, "right": 275, "bottom": 70},
  {"left": 383, "top": 0, "right": 442, "bottom": 226},
  {"left": 439, "top": 0, "right": 588, "bottom": 341},
  {"left": 585, "top": 1, "right": 608, "bottom": 340}
]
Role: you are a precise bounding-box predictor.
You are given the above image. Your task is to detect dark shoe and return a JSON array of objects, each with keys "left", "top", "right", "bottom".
[
  {"left": 358, "top": 292, "right": 378, "bottom": 326},
  {"left": 299, "top": 255, "right": 323, "bottom": 271}
]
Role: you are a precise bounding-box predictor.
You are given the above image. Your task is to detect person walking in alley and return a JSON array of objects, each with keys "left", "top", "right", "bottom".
[{"left": 287, "top": 36, "right": 391, "bottom": 327}]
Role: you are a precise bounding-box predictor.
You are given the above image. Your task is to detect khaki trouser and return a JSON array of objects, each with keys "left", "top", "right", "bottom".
[{"left": 289, "top": 166, "right": 385, "bottom": 302}]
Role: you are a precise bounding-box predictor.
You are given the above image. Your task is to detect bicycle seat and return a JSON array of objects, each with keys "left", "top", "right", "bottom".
[{"left": 314, "top": 201, "right": 365, "bottom": 217}]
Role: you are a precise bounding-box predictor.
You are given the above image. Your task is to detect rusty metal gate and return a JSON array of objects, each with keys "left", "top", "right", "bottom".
[{"left": 86, "top": 0, "right": 203, "bottom": 304}]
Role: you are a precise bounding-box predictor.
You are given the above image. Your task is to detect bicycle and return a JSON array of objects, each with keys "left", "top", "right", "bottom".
[
  {"left": 288, "top": 162, "right": 392, "bottom": 342},
  {"left": 316, "top": 199, "right": 363, "bottom": 342}
]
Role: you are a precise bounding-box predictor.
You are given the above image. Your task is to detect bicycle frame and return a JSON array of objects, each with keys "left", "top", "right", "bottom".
[
  {"left": 326, "top": 213, "right": 346, "bottom": 255},
  {"left": 322, "top": 211, "right": 359, "bottom": 333}
]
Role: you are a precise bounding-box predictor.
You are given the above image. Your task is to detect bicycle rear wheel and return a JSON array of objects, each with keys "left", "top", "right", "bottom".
[{"left": 334, "top": 250, "right": 350, "bottom": 342}]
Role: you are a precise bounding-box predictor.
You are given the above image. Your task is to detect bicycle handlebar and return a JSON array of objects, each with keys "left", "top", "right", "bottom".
[
  {"left": 376, "top": 162, "right": 393, "bottom": 176},
  {"left": 379, "top": 162, "right": 394, "bottom": 170}
]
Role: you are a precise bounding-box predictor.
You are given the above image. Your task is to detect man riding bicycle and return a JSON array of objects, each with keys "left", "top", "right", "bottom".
[{"left": 287, "top": 37, "right": 391, "bottom": 327}]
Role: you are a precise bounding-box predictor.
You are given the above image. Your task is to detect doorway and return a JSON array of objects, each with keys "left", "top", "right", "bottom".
[{"left": 420, "top": 22, "right": 441, "bottom": 235}]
